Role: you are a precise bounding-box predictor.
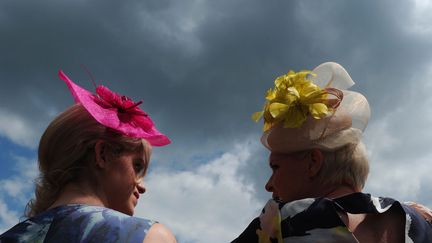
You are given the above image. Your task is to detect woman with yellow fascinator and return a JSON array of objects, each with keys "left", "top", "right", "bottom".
[{"left": 232, "top": 62, "right": 432, "bottom": 242}]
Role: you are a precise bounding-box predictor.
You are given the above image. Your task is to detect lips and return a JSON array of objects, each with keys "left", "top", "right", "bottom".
[
  {"left": 132, "top": 192, "right": 140, "bottom": 206},
  {"left": 272, "top": 194, "right": 281, "bottom": 201}
]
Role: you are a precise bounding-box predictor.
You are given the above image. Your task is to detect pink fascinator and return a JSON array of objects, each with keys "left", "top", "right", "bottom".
[{"left": 59, "top": 70, "right": 171, "bottom": 146}]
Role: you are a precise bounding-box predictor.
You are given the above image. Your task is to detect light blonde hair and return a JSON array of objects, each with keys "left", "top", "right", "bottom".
[
  {"left": 317, "top": 142, "right": 369, "bottom": 190},
  {"left": 25, "top": 104, "right": 151, "bottom": 217}
]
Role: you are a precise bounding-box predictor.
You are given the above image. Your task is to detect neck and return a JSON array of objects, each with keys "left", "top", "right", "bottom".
[
  {"left": 322, "top": 184, "right": 359, "bottom": 199},
  {"left": 49, "top": 182, "right": 106, "bottom": 209}
]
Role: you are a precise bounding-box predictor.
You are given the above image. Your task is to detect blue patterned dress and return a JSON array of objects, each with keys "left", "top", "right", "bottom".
[{"left": 0, "top": 204, "right": 154, "bottom": 243}]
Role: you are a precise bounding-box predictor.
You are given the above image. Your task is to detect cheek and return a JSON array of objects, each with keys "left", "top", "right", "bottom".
[
  {"left": 121, "top": 168, "right": 137, "bottom": 190},
  {"left": 274, "top": 171, "right": 289, "bottom": 189},
  {"left": 106, "top": 164, "right": 136, "bottom": 192},
  {"left": 275, "top": 166, "right": 304, "bottom": 190}
]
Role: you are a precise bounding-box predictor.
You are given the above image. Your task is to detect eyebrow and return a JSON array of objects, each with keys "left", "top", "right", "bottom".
[
  {"left": 269, "top": 153, "right": 288, "bottom": 162},
  {"left": 270, "top": 151, "right": 309, "bottom": 162}
]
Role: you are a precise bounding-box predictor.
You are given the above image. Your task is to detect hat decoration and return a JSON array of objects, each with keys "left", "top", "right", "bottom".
[
  {"left": 253, "top": 62, "right": 370, "bottom": 153},
  {"left": 252, "top": 70, "right": 343, "bottom": 133},
  {"left": 59, "top": 70, "right": 171, "bottom": 146}
]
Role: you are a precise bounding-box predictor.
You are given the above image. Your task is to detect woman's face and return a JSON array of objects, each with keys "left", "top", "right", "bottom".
[
  {"left": 101, "top": 147, "right": 149, "bottom": 215},
  {"left": 265, "top": 151, "right": 312, "bottom": 203}
]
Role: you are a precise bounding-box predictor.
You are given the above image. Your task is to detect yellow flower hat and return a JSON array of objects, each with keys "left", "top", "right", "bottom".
[{"left": 254, "top": 62, "right": 370, "bottom": 153}]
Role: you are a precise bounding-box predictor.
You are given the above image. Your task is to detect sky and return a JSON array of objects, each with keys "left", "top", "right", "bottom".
[{"left": 1, "top": 0, "right": 432, "bottom": 242}]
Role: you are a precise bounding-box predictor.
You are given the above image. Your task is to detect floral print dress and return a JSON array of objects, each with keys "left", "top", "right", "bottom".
[
  {"left": 232, "top": 193, "right": 432, "bottom": 243},
  {"left": 0, "top": 204, "right": 154, "bottom": 243}
]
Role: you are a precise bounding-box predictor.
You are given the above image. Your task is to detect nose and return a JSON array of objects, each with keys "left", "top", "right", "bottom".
[
  {"left": 265, "top": 175, "right": 273, "bottom": 192},
  {"left": 137, "top": 182, "right": 146, "bottom": 194}
]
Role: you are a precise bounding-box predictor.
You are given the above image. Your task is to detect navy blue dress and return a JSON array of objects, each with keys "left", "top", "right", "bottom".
[{"left": 0, "top": 204, "right": 154, "bottom": 243}]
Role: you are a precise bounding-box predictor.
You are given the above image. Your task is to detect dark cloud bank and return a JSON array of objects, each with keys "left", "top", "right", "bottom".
[{"left": 1, "top": 0, "right": 432, "bottom": 202}]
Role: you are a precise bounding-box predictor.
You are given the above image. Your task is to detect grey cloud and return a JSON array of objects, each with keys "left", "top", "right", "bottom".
[{"left": 1, "top": 0, "right": 432, "bottom": 205}]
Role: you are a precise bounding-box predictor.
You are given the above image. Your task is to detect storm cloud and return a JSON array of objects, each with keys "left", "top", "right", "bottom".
[{"left": 1, "top": 0, "right": 432, "bottom": 242}]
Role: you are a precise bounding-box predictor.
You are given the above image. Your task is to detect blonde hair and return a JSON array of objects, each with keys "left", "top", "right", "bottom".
[
  {"left": 317, "top": 142, "right": 369, "bottom": 190},
  {"left": 25, "top": 104, "right": 151, "bottom": 217}
]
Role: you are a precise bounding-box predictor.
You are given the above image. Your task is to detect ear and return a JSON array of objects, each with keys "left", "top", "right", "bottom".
[
  {"left": 94, "top": 140, "right": 108, "bottom": 169},
  {"left": 308, "top": 149, "right": 324, "bottom": 179}
]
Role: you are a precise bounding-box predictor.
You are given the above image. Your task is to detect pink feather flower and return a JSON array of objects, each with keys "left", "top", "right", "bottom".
[{"left": 58, "top": 70, "right": 171, "bottom": 146}]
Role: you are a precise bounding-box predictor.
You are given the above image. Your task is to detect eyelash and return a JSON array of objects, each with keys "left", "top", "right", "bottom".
[{"left": 134, "top": 162, "right": 145, "bottom": 174}]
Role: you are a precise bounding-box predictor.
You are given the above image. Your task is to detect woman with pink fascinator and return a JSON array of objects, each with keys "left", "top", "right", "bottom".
[
  {"left": 0, "top": 71, "right": 176, "bottom": 243},
  {"left": 232, "top": 62, "right": 432, "bottom": 242}
]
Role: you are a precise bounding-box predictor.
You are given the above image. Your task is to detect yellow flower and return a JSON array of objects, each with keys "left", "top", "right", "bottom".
[
  {"left": 256, "top": 229, "right": 272, "bottom": 243},
  {"left": 253, "top": 70, "right": 332, "bottom": 131}
]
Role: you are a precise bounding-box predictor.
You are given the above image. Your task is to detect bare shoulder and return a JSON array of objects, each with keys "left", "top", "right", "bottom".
[
  {"left": 143, "top": 223, "right": 177, "bottom": 243},
  {"left": 406, "top": 202, "right": 432, "bottom": 222}
]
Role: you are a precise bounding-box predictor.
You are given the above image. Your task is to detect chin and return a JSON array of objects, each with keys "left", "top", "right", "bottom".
[
  {"left": 120, "top": 207, "right": 134, "bottom": 216},
  {"left": 278, "top": 195, "right": 298, "bottom": 203},
  {"left": 126, "top": 208, "right": 134, "bottom": 216},
  {"left": 111, "top": 204, "right": 134, "bottom": 216}
]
